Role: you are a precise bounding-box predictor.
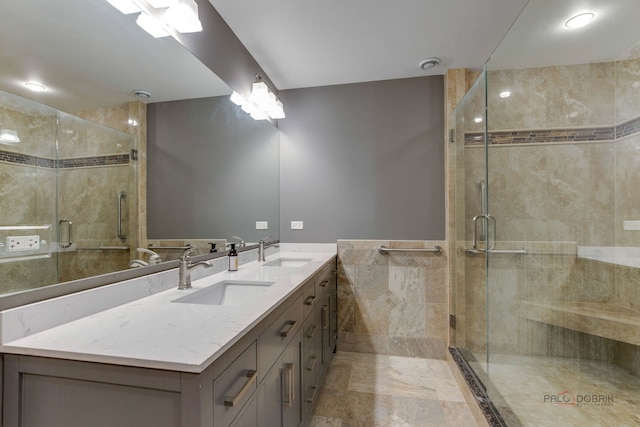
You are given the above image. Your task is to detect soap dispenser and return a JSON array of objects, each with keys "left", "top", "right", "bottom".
[
  {"left": 209, "top": 243, "right": 217, "bottom": 253},
  {"left": 228, "top": 243, "right": 238, "bottom": 271}
]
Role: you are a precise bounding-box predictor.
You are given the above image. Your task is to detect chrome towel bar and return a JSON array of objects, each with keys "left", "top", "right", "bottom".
[
  {"left": 377, "top": 245, "right": 443, "bottom": 254},
  {"left": 465, "top": 248, "right": 527, "bottom": 255},
  {"left": 148, "top": 244, "right": 192, "bottom": 250},
  {"left": 77, "top": 246, "right": 130, "bottom": 251}
]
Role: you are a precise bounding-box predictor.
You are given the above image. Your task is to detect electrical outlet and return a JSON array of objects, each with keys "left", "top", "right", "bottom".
[
  {"left": 7, "top": 235, "right": 40, "bottom": 252},
  {"left": 623, "top": 221, "right": 640, "bottom": 231},
  {"left": 256, "top": 221, "right": 268, "bottom": 230},
  {"left": 291, "top": 221, "right": 304, "bottom": 230}
]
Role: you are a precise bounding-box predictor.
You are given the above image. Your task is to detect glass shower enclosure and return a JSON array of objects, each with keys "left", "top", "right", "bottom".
[
  {"left": 452, "top": 1, "right": 640, "bottom": 425},
  {"left": 0, "top": 89, "right": 137, "bottom": 294}
]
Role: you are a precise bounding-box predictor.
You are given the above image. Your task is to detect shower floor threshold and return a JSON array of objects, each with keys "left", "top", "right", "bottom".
[{"left": 522, "top": 301, "right": 640, "bottom": 346}]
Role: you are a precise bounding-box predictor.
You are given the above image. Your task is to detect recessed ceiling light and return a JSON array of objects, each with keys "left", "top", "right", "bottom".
[
  {"left": 499, "top": 90, "right": 511, "bottom": 98},
  {"left": 565, "top": 12, "right": 595, "bottom": 29},
  {"left": 418, "top": 57, "right": 440, "bottom": 71},
  {"left": 24, "top": 82, "right": 46, "bottom": 92}
]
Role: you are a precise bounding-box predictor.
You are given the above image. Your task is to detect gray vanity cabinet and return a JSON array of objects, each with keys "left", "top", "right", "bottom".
[{"left": 2, "top": 257, "right": 337, "bottom": 427}]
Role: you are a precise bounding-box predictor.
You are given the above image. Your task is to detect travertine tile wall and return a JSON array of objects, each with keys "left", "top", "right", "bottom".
[{"left": 337, "top": 240, "right": 448, "bottom": 359}]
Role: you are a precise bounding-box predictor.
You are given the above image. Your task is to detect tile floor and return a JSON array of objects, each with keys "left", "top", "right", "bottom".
[{"left": 310, "top": 351, "right": 479, "bottom": 427}]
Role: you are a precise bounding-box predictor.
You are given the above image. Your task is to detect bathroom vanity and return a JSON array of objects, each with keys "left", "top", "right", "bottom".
[{"left": 0, "top": 246, "right": 337, "bottom": 427}]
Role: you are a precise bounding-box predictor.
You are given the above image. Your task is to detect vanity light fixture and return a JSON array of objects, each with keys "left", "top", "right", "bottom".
[
  {"left": 24, "top": 82, "right": 46, "bottom": 92},
  {"left": 106, "top": 0, "right": 141, "bottom": 14},
  {"left": 0, "top": 129, "right": 20, "bottom": 145},
  {"left": 565, "top": 12, "right": 595, "bottom": 29},
  {"left": 164, "top": 0, "right": 202, "bottom": 33},
  {"left": 105, "top": 0, "right": 203, "bottom": 37},
  {"left": 229, "top": 75, "right": 286, "bottom": 120},
  {"left": 136, "top": 12, "right": 170, "bottom": 38}
]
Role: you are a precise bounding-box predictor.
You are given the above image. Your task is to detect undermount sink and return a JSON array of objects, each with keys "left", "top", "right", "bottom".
[
  {"left": 172, "top": 280, "right": 274, "bottom": 306},
  {"left": 263, "top": 258, "right": 312, "bottom": 267}
]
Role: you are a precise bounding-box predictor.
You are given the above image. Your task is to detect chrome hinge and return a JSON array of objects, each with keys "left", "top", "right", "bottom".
[
  {"left": 449, "top": 129, "right": 455, "bottom": 143},
  {"left": 449, "top": 314, "right": 457, "bottom": 329}
]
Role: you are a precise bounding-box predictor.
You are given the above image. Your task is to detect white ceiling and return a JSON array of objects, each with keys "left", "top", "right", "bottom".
[
  {"left": 208, "top": 0, "right": 530, "bottom": 90},
  {"left": 2, "top": 0, "right": 637, "bottom": 112},
  {"left": 0, "top": 0, "right": 230, "bottom": 113}
]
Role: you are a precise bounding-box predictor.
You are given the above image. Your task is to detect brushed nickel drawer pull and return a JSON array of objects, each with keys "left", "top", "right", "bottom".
[
  {"left": 306, "top": 385, "right": 318, "bottom": 403},
  {"left": 306, "top": 324, "right": 317, "bottom": 339},
  {"left": 304, "top": 295, "right": 316, "bottom": 305},
  {"left": 280, "top": 320, "right": 297, "bottom": 337},
  {"left": 224, "top": 370, "right": 257, "bottom": 407},
  {"left": 322, "top": 304, "right": 329, "bottom": 330},
  {"left": 282, "top": 363, "right": 294, "bottom": 409},
  {"left": 306, "top": 355, "right": 317, "bottom": 371}
]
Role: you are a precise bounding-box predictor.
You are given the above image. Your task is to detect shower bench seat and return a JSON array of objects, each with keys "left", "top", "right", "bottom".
[{"left": 522, "top": 301, "right": 640, "bottom": 346}]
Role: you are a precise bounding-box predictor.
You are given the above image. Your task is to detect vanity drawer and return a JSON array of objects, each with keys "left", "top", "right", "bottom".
[
  {"left": 213, "top": 340, "right": 258, "bottom": 427},
  {"left": 258, "top": 295, "right": 303, "bottom": 378}
]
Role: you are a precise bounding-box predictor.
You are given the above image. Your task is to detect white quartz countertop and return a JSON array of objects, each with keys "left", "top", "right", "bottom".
[{"left": 0, "top": 250, "right": 336, "bottom": 373}]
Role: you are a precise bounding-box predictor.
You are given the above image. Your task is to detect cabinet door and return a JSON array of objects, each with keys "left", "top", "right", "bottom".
[{"left": 258, "top": 332, "right": 301, "bottom": 427}]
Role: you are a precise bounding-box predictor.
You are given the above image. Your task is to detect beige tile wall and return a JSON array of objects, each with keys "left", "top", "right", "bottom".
[{"left": 337, "top": 240, "right": 448, "bottom": 359}]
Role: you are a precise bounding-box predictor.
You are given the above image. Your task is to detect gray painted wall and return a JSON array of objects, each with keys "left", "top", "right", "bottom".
[
  {"left": 279, "top": 76, "right": 445, "bottom": 243},
  {"left": 147, "top": 96, "right": 279, "bottom": 242}
]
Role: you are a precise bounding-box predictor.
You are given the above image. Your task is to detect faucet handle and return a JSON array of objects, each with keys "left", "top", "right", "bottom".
[{"left": 180, "top": 248, "right": 194, "bottom": 261}]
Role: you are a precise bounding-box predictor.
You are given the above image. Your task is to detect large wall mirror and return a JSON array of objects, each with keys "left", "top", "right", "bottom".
[{"left": 0, "top": 0, "right": 280, "bottom": 296}]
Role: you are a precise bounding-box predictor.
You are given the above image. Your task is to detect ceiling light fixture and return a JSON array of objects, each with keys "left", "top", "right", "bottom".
[
  {"left": 24, "top": 82, "right": 46, "bottom": 92},
  {"left": 565, "top": 12, "right": 595, "bottom": 29},
  {"left": 0, "top": 129, "right": 21, "bottom": 145},
  {"left": 229, "top": 75, "right": 285, "bottom": 121},
  {"left": 418, "top": 57, "right": 440, "bottom": 71}
]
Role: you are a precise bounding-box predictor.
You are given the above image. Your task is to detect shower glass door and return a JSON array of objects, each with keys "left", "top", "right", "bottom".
[{"left": 452, "top": 1, "right": 640, "bottom": 426}]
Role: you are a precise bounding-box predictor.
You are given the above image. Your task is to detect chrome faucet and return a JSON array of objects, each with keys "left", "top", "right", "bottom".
[
  {"left": 178, "top": 248, "right": 212, "bottom": 290},
  {"left": 129, "top": 248, "right": 162, "bottom": 268},
  {"left": 258, "top": 237, "right": 278, "bottom": 262},
  {"left": 228, "top": 235, "right": 246, "bottom": 248}
]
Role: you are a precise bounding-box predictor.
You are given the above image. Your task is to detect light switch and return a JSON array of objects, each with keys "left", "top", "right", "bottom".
[
  {"left": 256, "top": 221, "right": 268, "bottom": 230},
  {"left": 291, "top": 221, "right": 304, "bottom": 230}
]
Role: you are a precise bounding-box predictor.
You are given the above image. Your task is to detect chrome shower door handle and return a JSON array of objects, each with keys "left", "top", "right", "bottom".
[
  {"left": 117, "top": 191, "right": 127, "bottom": 242},
  {"left": 58, "top": 219, "right": 73, "bottom": 248},
  {"left": 473, "top": 214, "right": 497, "bottom": 252}
]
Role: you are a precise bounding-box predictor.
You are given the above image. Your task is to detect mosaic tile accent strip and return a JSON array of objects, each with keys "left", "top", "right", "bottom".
[
  {"left": 449, "top": 347, "right": 508, "bottom": 427},
  {"left": 0, "top": 150, "right": 129, "bottom": 169},
  {"left": 0, "top": 150, "right": 56, "bottom": 168},
  {"left": 57, "top": 154, "right": 130, "bottom": 168},
  {"left": 464, "top": 115, "right": 640, "bottom": 146}
]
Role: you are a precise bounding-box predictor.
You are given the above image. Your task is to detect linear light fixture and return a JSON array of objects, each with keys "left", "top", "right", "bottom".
[
  {"left": 229, "top": 74, "right": 285, "bottom": 121},
  {"left": 105, "top": 0, "right": 203, "bottom": 38}
]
